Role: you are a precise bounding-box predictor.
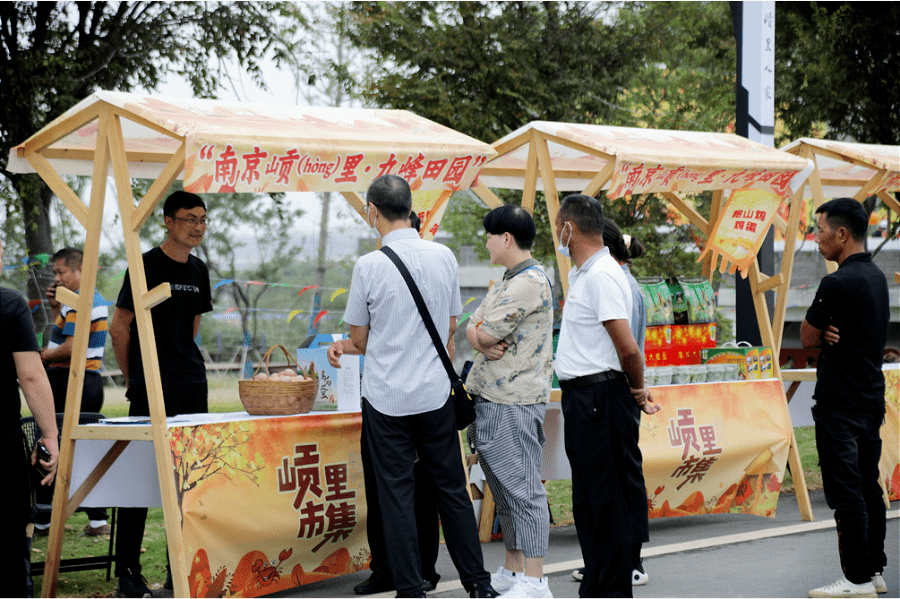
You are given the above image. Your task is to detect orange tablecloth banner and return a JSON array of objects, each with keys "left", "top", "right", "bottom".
[
  {"left": 640, "top": 379, "right": 792, "bottom": 519},
  {"left": 880, "top": 366, "right": 900, "bottom": 501},
  {"left": 168, "top": 412, "right": 369, "bottom": 598}
]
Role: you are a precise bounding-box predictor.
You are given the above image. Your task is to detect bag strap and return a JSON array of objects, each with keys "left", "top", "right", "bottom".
[{"left": 379, "top": 246, "right": 462, "bottom": 387}]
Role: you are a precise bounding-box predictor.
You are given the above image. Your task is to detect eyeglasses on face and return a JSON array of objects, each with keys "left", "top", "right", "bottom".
[{"left": 172, "top": 216, "right": 210, "bottom": 226}]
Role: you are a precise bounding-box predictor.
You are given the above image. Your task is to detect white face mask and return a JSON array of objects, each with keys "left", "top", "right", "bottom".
[
  {"left": 367, "top": 205, "right": 382, "bottom": 239},
  {"left": 557, "top": 221, "right": 572, "bottom": 258}
]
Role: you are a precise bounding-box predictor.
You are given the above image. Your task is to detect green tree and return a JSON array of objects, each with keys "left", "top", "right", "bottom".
[
  {"left": 345, "top": 2, "right": 735, "bottom": 269},
  {"left": 775, "top": 2, "right": 900, "bottom": 146},
  {"left": 0, "top": 1, "right": 306, "bottom": 304},
  {"left": 344, "top": 1, "right": 645, "bottom": 143},
  {"left": 615, "top": 1, "right": 736, "bottom": 132}
]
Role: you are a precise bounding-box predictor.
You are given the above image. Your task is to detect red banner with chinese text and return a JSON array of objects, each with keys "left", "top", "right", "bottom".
[
  {"left": 640, "top": 379, "right": 792, "bottom": 519},
  {"left": 183, "top": 137, "right": 490, "bottom": 195},
  {"left": 169, "top": 413, "right": 369, "bottom": 598},
  {"left": 697, "top": 189, "right": 782, "bottom": 278}
]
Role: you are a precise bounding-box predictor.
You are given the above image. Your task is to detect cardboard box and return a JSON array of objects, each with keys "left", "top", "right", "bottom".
[
  {"left": 644, "top": 324, "right": 714, "bottom": 367},
  {"left": 701, "top": 345, "right": 772, "bottom": 380},
  {"left": 296, "top": 334, "right": 361, "bottom": 411}
]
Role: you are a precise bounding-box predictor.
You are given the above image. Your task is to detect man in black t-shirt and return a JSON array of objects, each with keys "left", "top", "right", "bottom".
[
  {"left": 109, "top": 191, "right": 213, "bottom": 597},
  {"left": 801, "top": 198, "right": 890, "bottom": 599},
  {"left": 0, "top": 239, "right": 59, "bottom": 596}
]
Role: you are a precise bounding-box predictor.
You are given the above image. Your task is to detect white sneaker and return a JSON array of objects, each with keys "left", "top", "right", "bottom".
[
  {"left": 498, "top": 576, "right": 553, "bottom": 598},
  {"left": 809, "top": 577, "right": 877, "bottom": 598},
  {"left": 491, "top": 567, "right": 521, "bottom": 594},
  {"left": 872, "top": 573, "right": 887, "bottom": 594},
  {"left": 632, "top": 566, "right": 649, "bottom": 586}
]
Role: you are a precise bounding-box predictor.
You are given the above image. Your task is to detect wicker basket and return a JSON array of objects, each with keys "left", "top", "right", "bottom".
[{"left": 239, "top": 345, "right": 317, "bottom": 415}]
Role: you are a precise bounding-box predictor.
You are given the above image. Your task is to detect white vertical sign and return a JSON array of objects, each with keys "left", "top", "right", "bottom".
[{"left": 742, "top": 1, "right": 775, "bottom": 147}]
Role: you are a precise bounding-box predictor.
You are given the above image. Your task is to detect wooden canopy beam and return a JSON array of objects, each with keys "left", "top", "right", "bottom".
[
  {"left": 24, "top": 152, "right": 90, "bottom": 229},
  {"left": 533, "top": 131, "right": 570, "bottom": 292},
  {"left": 471, "top": 182, "right": 504, "bottom": 209},
  {"left": 662, "top": 191, "right": 709, "bottom": 234}
]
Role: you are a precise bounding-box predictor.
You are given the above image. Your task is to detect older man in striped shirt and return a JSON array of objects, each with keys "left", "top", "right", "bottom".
[{"left": 329, "top": 175, "right": 496, "bottom": 598}]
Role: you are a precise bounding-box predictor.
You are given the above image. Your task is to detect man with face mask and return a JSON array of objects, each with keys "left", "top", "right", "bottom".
[{"left": 553, "top": 194, "right": 659, "bottom": 598}]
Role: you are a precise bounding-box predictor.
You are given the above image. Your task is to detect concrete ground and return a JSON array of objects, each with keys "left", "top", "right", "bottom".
[{"left": 248, "top": 490, "right": 897, "bottom": 599}]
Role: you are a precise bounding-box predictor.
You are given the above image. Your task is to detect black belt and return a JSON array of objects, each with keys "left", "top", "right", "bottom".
[{"left": 558, "top": 371, "right": 623, "bottom": 391}]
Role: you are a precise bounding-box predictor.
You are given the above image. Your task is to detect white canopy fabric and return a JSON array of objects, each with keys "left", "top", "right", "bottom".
[
  {"left": 8, "top": 91, "right": 497, "bottom": 193},
  {"left": 781, "top": 137, "right": 900, "bottom": 200},
  {"left": 479, "top": 122, "right": 813, "bottom": 198}
]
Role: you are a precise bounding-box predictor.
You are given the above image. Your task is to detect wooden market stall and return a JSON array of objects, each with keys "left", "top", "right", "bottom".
[
  {"left": 8, "top": 91, "right": 497, "bottom": 598},
  {"left": 781, "top": 137, "right": 900, "bottom": 280},
  {"left": 780, "top": 138, "right": 900, "bottom": 505},
  {"left": 469, "top": 122, "right": 818, "bottom": 522}
]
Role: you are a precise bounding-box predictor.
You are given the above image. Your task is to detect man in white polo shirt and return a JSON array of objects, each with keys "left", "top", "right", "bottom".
[
  {"left": 328, "top": 175, "right": 495, "bottom": 598},
  {"left": 554, "top": 194, "right": 660, "bottom": 598}
]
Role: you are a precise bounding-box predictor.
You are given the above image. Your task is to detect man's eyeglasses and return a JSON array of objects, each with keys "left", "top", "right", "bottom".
[
  {"left": 172, "top": 216, "right": 209, "bottom": 227},
  {"left": 365, "top": 202, "right": 377, "bottom": 215}
]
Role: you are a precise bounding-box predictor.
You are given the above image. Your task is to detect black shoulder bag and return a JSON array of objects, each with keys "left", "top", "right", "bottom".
[{"left": 379, "top": 246, "right": 476, "bottom": 430}]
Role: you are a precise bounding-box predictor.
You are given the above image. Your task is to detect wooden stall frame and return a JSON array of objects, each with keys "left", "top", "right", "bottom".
[
  {"left": 470, "top": 125, "right": 815, "bottom": 522},
  {"left": 782, "top": 138, "right": 900, "bottom": 507},
  {"left": 19, "top": 103, "right": 192, "bottom": 598},
  {"left": 13, "top": 94, "right": 498, "bottom": 597}
]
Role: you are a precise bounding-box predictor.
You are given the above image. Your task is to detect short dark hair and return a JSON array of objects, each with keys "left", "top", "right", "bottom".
[
  {"left": 816, "top": 198, "right": 867, "bottom": 242},
  {"left": 52, "top": 247, "right": 83, "bottom": 270},
  {"left": 558, "top": 194, "right": 604, "bottom": 236},
  {"left": 602, "top": 219, "right": 629, "bottom": 263},
  {"left": 163, "top": 191, "right": 206, "bottom": 218},
  {"left": 483, "top": 204, "right": 536, "bottom": 250},
  {"left": 409, "top": 211, "right": 422, "bottom": 233},
  {"left": 627, "top": 235, "right": 645, "bottom": 260},
  {"left": 366, "top": 175, "right": 412, "bottom": 222}
]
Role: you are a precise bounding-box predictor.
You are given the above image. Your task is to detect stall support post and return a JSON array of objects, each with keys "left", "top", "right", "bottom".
[
  {"left": 37, "top": 105, "right": 114, "bottom": 597},
  {"left": 106, "top": 111, "right": 192, "bottom": 599}
]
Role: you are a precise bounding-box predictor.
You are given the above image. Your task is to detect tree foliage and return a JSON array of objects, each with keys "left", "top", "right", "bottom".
[
  {"left": 345, "top": 1, "right": 734, "bottom": 277},
  {"left": 0, "top": 1, "right": 306, "bottom": 301},
  {"left": 775, "top": 2, "right": 900, "bottom": 146},
  {"left": 344, "top": 1, "right": 645, "bottom": 142},
  {"left": 615, "top": 1, "right": 736, "bottom": 132}
]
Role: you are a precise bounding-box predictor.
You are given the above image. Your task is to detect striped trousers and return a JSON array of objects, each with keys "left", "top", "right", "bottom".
[{"left": 474, "top": 398, "right": 549, "bottom": 558}]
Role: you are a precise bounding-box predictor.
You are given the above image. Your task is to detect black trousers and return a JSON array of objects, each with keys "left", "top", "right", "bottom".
[
  {"left": 8, "top": 437, "right": 32, "bottom": 598},
  {"left": 562, "top": 377, "right": 648, "bottom": 598},
  {"left": 813, "top": 404, "right": 887, "bottom": 584},
  {"left": 362, "top": 397, "right": 490, "bottom": 597},
  {"left": 47, "top": 368, "right": 104, "bottom": 414},
  {"left": 360, "top": 420, "right": 440, "bottom": 585},
  {"left": 115, "top": 383, "right": 207, "bottom": 577},
  {"left": 39, "top": 369, "right": 107, "bottom": 523}
]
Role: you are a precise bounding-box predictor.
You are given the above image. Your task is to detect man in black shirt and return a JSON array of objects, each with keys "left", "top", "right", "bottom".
[
  {"left": 0, "top": 239, "right": 59, "bottom": 597},
  {"left": 109, "top": 191, "right": 213, "bottom": 597},
  {"left": 801, "top": 198, "right": 890, "bottom": 599}
]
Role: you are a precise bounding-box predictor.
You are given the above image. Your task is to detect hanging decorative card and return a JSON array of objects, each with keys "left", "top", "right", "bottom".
[
  {"left": 697, "top": 189, "right": 781, "bottom": 278},
  {"left": 411, "top": 189, "right": 453, "bottom": 241}
]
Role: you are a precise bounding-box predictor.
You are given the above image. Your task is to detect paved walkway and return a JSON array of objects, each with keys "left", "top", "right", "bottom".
[{"left": 269, "top": 490, "right": 898, "bottom": 598}]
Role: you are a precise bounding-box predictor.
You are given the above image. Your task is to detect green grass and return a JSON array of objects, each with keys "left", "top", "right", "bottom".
[
  {"left": 26, "top": 378, "right": 823, "bottom": 597},
  {"left": 781, "top": 425, "right": 823, "bottom": 494}
]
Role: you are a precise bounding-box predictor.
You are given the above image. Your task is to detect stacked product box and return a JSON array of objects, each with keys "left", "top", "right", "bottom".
[
  {"left": 640, "top": 277, "right": 717, "bottom": 367},
  {"left": 701, "top": 344, "right": 774, "bottom": 380}
]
